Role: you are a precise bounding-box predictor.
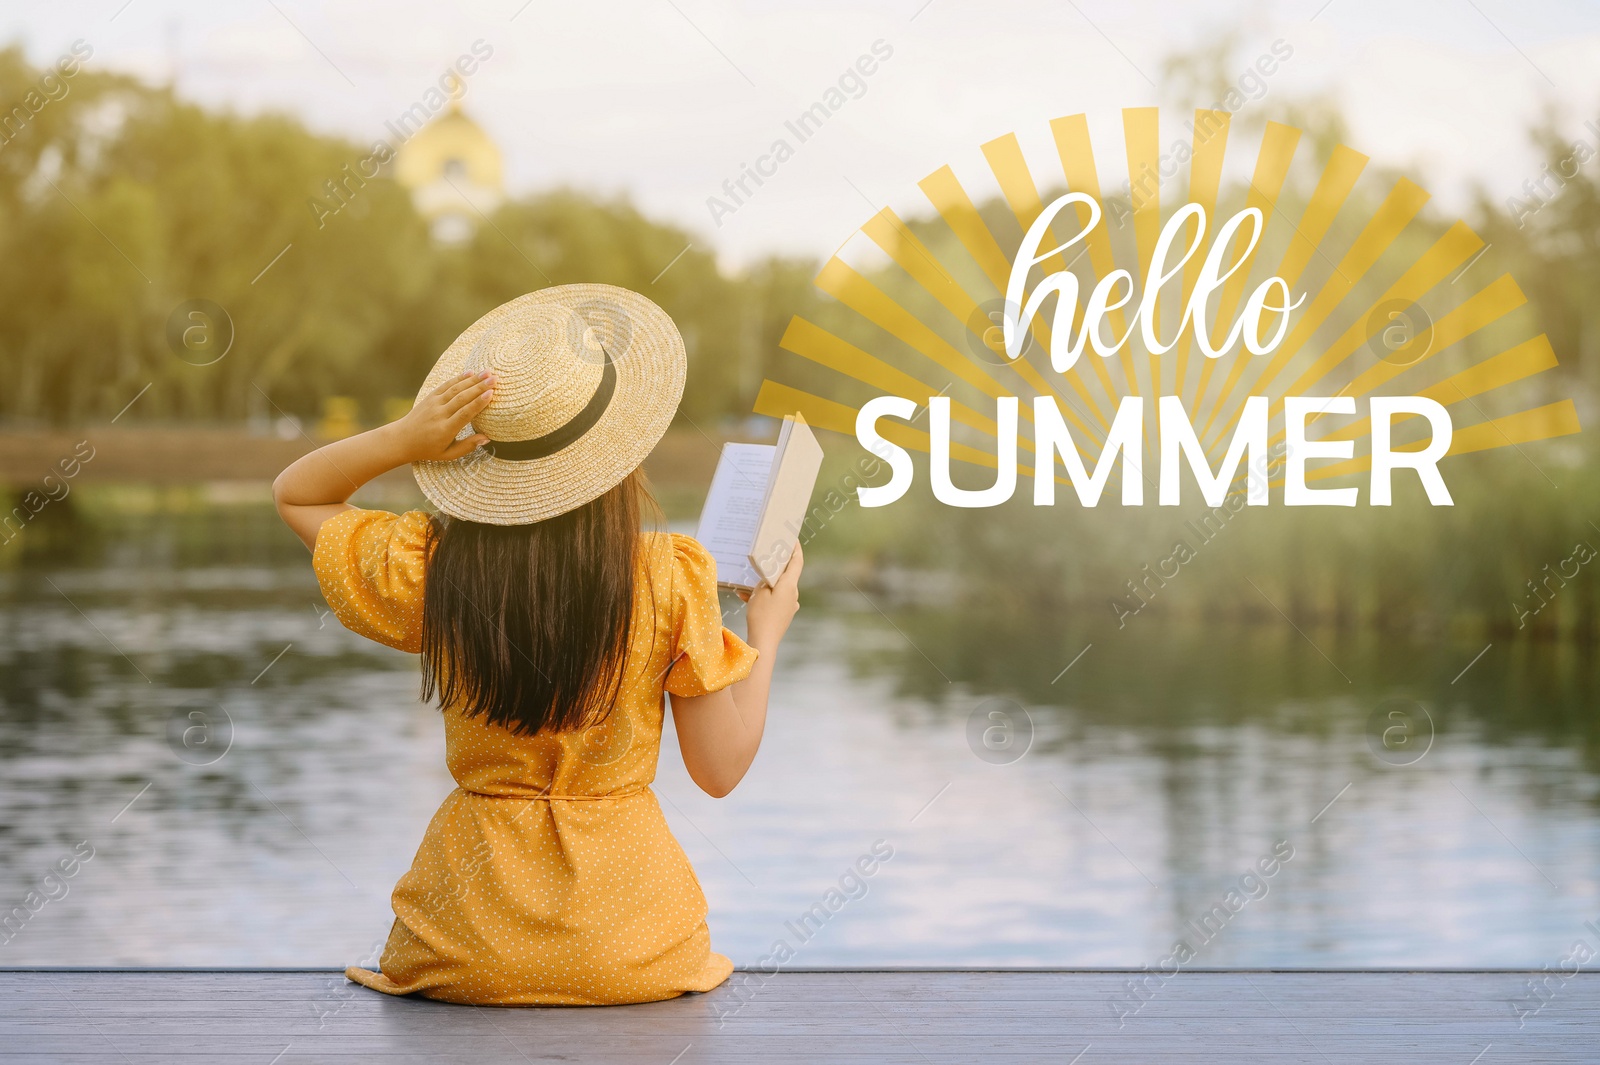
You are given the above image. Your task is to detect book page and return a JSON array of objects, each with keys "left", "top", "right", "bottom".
[{"left": 695, "top": 442, "right": 775, "bottom": 589}]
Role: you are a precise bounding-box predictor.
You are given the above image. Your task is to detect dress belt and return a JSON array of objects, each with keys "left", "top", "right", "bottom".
[{"left": 458, "top": 783, "right": 649, "bottom": 802}]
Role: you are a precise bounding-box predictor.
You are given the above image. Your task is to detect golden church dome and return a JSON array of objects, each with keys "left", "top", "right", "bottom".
[{"left": 394, "top": 101, "right": 504, "bottom": 243}]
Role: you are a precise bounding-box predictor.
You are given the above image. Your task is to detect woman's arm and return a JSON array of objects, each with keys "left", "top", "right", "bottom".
[
  {"left": 272, "top": 372, "right": 496, "bottom": 550},
  {"left": 669, "top": 546, "right": 803, "bottom": 798}
]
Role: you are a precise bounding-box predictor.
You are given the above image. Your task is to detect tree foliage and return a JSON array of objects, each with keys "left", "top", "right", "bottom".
[{"left": 0, "top": 46, "right": 812, "bottom": 427}]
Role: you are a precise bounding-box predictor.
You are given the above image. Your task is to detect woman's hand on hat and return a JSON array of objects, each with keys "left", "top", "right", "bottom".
[{"left": 393, "top": 372, "right": 496, "bottom": 463}]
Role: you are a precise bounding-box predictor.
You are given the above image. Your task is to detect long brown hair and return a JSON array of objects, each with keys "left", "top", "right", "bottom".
[{"left": 420, "top": 471, "right": 655, "bottom": 735}]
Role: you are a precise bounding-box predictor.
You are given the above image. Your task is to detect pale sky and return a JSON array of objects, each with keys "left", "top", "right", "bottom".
[{"left": 5, "top": 0, "right": 1600, "bottom": 267}]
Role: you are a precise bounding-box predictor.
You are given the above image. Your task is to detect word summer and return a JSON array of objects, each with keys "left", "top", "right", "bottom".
[
  {"left": 856, "top": 394, "right": 1454, "bottom": 508},
  {"left": 852, "top": 194, "right": 1456, "bottom": 508}
]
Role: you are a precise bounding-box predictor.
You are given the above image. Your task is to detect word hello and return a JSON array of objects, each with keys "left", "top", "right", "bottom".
[
  {"left": 853, "top": 196, "right": 1457, "bottom": 508},
  {"left": 1004, "top": 196, "right": 1304, "bottom": 373}
]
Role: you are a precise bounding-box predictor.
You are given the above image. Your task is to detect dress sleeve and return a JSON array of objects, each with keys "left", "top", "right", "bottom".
[
  {"left": 663, "top": 534, "right": 758, "bottom": 697},
  {"left": 312, "top": 508, "right": 433, "bottom": 653}
]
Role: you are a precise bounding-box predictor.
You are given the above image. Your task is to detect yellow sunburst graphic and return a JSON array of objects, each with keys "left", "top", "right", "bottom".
[{"left": 751, "top": 108, "right": 1580, "bottom": 489}]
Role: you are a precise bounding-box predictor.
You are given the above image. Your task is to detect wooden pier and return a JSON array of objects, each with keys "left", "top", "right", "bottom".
[{"left": 2, "top": 969, "right": 1596, "bottom": 1063}]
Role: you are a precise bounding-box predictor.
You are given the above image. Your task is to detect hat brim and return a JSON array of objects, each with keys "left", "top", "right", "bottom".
[{"left": 411, "top": 284, "right": 685, "bottom": 525}]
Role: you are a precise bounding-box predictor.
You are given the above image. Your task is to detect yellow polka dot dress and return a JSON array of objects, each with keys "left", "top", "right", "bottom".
[{"left": 311, "top": 509, "right": 756, "bottom": 1006}]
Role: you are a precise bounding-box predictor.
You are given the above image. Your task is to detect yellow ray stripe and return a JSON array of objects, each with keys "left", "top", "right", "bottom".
[
  {"left": 1171, "top": 109, "right": 1229, "bottom": 398},
  {"left": 753, "top": 379, "right": 1015, "bottom": 473},
  {"left": 1418, "top": 335, "right": 1557, "bottom": 406},
  {"left": 754, "top": 379, "right": 885, "bottom": 439},
  {"left": 983, "top": 132, "right": 1072, "bottom": 274},
  {"left": 1278, "top": 220, "right": 1485, "bottom": 406},
  {"left": 1304, "top": 399, "right": 1581, "bottom": 481},
  {"left": 1317, "top": 334, "right": 1558, "bottom": 443},
  {"left": 1125, "top": 107, "right": 1161, "bottom": 399},
  {"left": 1260, "top": 221, "right": 1487, "bottom": 453},
  {"left": 1288, "top": 273, "right": 1525, "bottom": 444},
  {"left": 860, "top": 208, "right": 1104, "bottom": 438},
  {"left": 779, "top": 315, "right": 1040, "bottom": 454},
  {"left": 917, "top": 165, "right": 1015, "bottom": 289},
  {"left": 1199, "top": 143, "right": 1369, "bottom": 437},
  {"left": 1442, "top": 397, "right": 1580, "bottom": 454},
  {"left": 1246, "top": 176, "right": 1433, "bottom": 398},
  {"left": 1335, "top": 273, "right": 1526, "bottom": 406},
  {"left": 1192, "top": 121, "right": 1300, "bottom": 419},
  {"left": 1050, "top": 113, "right": 1139, "bottom": 398},
  {"left": 1272, "top": 146, "right": 1372, "bottom": 291},
  {"left": 1209, "top": 175, "right": 1431, "bottom": 447},
  {"left": 914, "top": 165, "right": 1083, "bottom": 410},
  {"left": 979, "top": 135, "right": 1120, "bottom": 415},
  {"left": 815, "top": 257, "right": 1040, "bottom": 420}
]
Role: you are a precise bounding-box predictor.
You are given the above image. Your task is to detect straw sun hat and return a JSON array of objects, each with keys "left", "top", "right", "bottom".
[{"left": 411, "top": 284, "right": 686, "bottom": 525}]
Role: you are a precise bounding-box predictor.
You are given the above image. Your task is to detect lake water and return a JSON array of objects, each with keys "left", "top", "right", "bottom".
[{"left": 2, "top": 500, "right": 1598, "bottom": 968}]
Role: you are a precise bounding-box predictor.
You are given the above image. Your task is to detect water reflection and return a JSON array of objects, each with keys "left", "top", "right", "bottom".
[{"left": 1, "top": 502, "right": 1596, "bottom": 967}]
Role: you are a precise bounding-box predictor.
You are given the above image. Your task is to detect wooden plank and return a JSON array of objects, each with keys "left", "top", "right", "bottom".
[{"left": 0, "top": 970, "right": 1595, "bottom": 1064}]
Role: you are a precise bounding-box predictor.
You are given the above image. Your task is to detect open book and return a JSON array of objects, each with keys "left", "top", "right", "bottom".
[{"left": 695, "top": 413, "right": 825, "bottom": 591}]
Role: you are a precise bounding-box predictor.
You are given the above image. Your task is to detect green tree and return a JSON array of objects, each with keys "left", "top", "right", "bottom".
[{"left": 0, "top": 45, "right": 435, "bottom": 424}]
